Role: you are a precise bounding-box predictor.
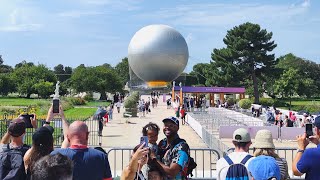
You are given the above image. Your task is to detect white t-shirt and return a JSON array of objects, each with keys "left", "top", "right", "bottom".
[{"left": 216, "top": 152, "right": 254, "bottom": 180}]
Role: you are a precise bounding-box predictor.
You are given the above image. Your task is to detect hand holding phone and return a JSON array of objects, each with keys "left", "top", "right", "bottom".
[
  {"left": 306, "top": 124, "right": 313, "bottom": 138},
  {"left": 140, "top": 136, "right": 149, "bottom": 148},
  {"left": 53, "top": 99, "right": 60, "bottom": 113}
]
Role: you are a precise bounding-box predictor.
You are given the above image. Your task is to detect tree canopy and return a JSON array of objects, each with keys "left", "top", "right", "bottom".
[{"left": 210, "top": 22, "right": 277, "bottom": 103}]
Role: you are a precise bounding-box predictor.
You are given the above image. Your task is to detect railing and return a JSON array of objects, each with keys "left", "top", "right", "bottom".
[
  {"left": 226, "top": 147, "right": 304, "bottom": 179},
  {"left": 0, "top": 115, "right": 101, "bottom": 146},
  {"left": 105, "top": 147, "right": 220, "bottom": 179}
]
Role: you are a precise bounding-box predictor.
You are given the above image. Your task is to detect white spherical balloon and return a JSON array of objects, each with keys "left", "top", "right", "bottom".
[{"left": 128, "top": 24, "right": 188, "bottom": 86}]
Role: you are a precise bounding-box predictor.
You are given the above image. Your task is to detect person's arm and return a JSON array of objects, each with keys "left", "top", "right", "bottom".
[
  {"left": 0, "top": 132, "right": 11, "bottom": 144},
  {"left": 44, "top": 106, "right": 54, "bottom": 127},
  {"left": 121, "top": 144, "right": 149, "bottom": 180},
  {"left": 23, "top": 148, "right": 32, "bottom": 171},
  {"left": 150, "top": 149, "right": 187, "bottom": 178},
  {"left": 31, "top": 113, "right": 37, "bottom": 129},
  {"left": 59, "top": 105, "right": 69, "bottom": 148},
  {"left": 292, "top": 133, "right": 309, "bottom": 176}
]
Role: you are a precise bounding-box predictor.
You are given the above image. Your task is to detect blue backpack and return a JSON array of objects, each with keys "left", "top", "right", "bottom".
[{"left": 223, "top": 154, "right": 252, "bottom": 180}]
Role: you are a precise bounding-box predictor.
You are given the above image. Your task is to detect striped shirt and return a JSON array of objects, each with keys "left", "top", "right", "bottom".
[{"left": 275, "top": 158, "right": 290, "bottom": 180}]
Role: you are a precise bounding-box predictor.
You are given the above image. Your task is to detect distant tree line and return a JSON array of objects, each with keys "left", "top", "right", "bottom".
[
  {"left": 0, "top": 56, "right": 129, "bottom": 99},
  {"left": 188, "top": 22, "right": 320, "bottom": 103},
  {"left": 1, "top": 22, "right": 319, "bottom": 103}
]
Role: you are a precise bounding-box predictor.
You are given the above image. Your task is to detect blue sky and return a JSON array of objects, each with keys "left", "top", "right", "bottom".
[{"left": 0, "top": 0, "right": 319, "bottom": 72}]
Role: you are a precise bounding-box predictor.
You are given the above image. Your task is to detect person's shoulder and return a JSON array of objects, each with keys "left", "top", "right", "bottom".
[{"left": 51, "top": 147, "right": 71, "bottom": 155}]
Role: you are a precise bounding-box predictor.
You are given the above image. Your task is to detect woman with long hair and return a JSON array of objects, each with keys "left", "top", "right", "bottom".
[
  {"left": 252, "top": 129, "right": 289, "bottom": 180},
  {"left": 24, "top": 126, "right": 54, "bottom": 179}
]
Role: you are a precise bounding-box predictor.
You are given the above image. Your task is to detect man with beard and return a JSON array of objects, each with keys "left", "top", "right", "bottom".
[{"left": 149, "top": 116, "right": 190, "bottom": 180}]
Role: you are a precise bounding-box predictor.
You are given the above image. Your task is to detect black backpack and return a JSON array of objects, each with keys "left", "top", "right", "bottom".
[{"left": 0, "top": 144, "right": 30, "bottom": 180}]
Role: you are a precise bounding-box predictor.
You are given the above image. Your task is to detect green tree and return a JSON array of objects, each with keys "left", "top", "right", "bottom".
[
  {"left": 33, "top": 80, "right": 54, "bottom": 98},
  {"left": 0, "top": 74, "right": 15, "bottom": 96},
  {"left": 0, "top": 55, "right": 13, "bottom": 73},
  {"left": 115, "top": 57, "right": 130, "bottom": 86},
  {"left": 276, "top": 53, "right": 320, "bottom": 96},
  {"left": 71, "top": 65, "right": 122, "bottom": 100},
  {"left": 210, "top": 22, "right": 277, "bottom": 103},
  {"left": 12, "top": 63, "right": 57, "bottom": 98},
  {"left": 54, "top": 64, "right": 73, "bottom": 82},
  {"left": 189, "top": 63, "right": 209, "bottom": 86}
]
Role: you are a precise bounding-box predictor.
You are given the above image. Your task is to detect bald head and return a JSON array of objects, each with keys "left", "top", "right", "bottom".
[{"left": 67, "top": 121, "right": 89, "bottom": 145}]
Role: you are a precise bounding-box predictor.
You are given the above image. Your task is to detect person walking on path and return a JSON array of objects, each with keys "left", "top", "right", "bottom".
[{"left": 116, "top": 101, "right": 121, "bottom": 113}]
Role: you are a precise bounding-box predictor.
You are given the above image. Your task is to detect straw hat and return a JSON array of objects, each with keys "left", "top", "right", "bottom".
[{"left": 252, "top": 130, "right": 275, "bottom": 149}]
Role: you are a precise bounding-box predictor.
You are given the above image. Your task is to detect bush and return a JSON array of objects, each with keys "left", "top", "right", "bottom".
[
  {"left": 259, "top": 98, "right": 275, "bottom": 107},
  {"left": 226, "top": 98, "right": 236, "bottom": 106},
  {"left": 124, "top": 91, "right": 139, "bottom": 108},
  {"left": 239, "top": 99, "right": 253, "bottom": 109},
  {"left": 67, "top": 97, "right": 86, "bottom": 105},
  {"left": 83, "top": 94, "right": 94, "bottom": 101}
]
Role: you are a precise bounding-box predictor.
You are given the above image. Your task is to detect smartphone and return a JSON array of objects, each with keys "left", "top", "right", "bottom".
[
  {"left": 306, "top": 124, "right": 313, "bottom": 138},
  {"left": 140, "top": 136, "right": 148, "bottom": 147},
  {"left": 20, "top": 114, "right": 34, "bottom": 128},
  {"left": 53, "top": 99, "right": 60, "bottom": 113}
]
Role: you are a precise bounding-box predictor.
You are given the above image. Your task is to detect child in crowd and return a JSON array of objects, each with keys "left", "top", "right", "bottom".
[{"left": 141, "top": 122, "right": 160, "bottom": 178}]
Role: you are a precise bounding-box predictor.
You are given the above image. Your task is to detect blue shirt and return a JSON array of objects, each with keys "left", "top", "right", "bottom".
[
  {"left": 51, "top": 147, "right": 112, "bottom": 180},
  {"left": 297, "top": 144, "right": 320, "bottom": 180}
]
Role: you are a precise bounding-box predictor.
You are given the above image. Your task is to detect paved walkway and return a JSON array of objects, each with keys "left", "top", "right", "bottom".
[{"left": 100, "top": 95, "right": 208, "bottom": 149}]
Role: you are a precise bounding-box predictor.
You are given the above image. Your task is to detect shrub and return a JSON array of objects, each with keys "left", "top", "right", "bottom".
[
  {"left": 61, "top": 100, "right": 74, "bottom": 111},
  {"left": 124, "top": 91, "right": 139, "bottom": 108},
  {"left": 259, "top": 98, "right": 275, "bottom": 107},
  {"left": 84, "top": 94, "right": 94, "bottom": 101},
  {"left": 67, "top": 97, "right": 86, "bottom": 105},
  {"left": 226, "top": 98, "right": 236, "bottom": 106},
  {"left": 239, "top": 99, "right": 253, "bottom": 109}
]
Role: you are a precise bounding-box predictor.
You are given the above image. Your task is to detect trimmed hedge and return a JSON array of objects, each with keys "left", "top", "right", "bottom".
[{"left": 239, "top": 99, "right": 252, "bottom": 109}]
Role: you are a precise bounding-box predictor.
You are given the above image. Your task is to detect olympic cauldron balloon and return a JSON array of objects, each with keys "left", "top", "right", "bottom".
[{"left": 128, "top": 24, "right": 189, "bottom": 87}]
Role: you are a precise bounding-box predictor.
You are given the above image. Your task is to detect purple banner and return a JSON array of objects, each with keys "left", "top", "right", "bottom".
[{"left": 174, "top": 86, "right": 245, "bottom": 93}]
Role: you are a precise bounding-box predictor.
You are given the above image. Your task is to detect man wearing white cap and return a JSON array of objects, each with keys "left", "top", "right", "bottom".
[{"left": 216, "top": 128, "right": 254, "bottom": 180}]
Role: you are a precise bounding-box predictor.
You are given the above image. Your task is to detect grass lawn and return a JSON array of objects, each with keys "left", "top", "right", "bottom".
[
  {"left": 64, "top": 108, "right": 97, "bottom": 119},
  {"left": 85, "top": 101, "right": 110, "bottom": 107},
  {"left": 0, "top": 97, "right": 50, "bottom": 106}
]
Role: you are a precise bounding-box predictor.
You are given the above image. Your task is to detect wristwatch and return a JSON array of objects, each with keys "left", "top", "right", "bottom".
[{"left": 297, "top": 149, "right": 305, "bottom": 153}]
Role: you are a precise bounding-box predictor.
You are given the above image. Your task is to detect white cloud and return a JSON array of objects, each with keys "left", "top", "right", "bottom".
[
  {"left": 0, "top": 8, "right": 43, "bottom": 32},
  {"left": 58, "top": 10, "right": 104, "bottom": 18},
  {"left": 76, "top": 0, "right": 141, "bottom": 11},
  {"left": 135, "top": 2, "right": 310, "bottom": 28},
  {"left": 301, "top": 0, "right": 311, "bottom": 8},
  {"left": 0, "top": 23, "right": 42, "bottom": 32}
]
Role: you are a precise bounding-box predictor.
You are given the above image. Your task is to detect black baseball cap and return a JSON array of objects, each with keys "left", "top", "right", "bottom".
[
  {"left": 32, "top": 126, "right": 54, "bottom": 146},
  {"left": 8, "top": 118, "right": 26, "bottom": 137},
  {"left": 162, "top": 116, "right": 179, "bottom": 127}
]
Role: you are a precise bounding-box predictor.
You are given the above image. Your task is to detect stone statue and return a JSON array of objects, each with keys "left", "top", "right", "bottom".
[{"left": 54, "top": 81, "right": 60, "bottom": 99}]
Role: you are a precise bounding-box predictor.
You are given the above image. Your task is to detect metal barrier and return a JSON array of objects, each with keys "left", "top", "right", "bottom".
[
  {"left": 106, "top": 147, "right": 220, "bottom": 179},
  {"left": 0, "top": 116, "right": 101, "bottom": 146},
  {"left": 226, "top": 147, "right": 304, "bottom": 179}
]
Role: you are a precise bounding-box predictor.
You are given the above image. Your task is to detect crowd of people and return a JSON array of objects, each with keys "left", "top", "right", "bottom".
[
  {"left": 265, "top": 106, "right": 318, "bottom": 128},
  {"left": 121, "top": 116, "right": 193, "bottom": 180},
  {"left": 0, "top": 105, "right": 112, "bottom": 180},
  {"left": 216, "top": 120, "right": 320, "bottom": 180}
]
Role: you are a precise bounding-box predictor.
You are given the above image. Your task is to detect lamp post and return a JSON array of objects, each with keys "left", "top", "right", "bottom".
[
  {"left": 172, "top": 81, "right": 175, "bottom": 102},
  {"left": 179, "top": 82, "right": 183, "bottom": 106}
]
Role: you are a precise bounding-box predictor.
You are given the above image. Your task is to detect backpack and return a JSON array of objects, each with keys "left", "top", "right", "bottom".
[
  {"left": 223, "top": 154, "right": 252, "bottom": 180},
  {"left": 172, "top": 141, "right": 197, "bottom": 178},
  {"left": 0, "top": 144, "right": 30, "bottom": 180}
]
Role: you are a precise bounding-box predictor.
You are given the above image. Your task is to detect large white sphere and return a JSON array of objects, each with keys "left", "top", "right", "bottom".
[{"left": 128, "top": 24, "right": 188, "bottom": 85}]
